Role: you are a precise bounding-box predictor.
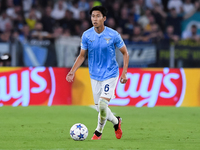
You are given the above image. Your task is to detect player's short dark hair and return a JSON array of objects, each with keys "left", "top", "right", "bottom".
[
  {"left": 191, "top": 24, "right": 197, "bottom": 29},
  {"left": 89, "top": 6, "right": 108, "bottom": 17}
]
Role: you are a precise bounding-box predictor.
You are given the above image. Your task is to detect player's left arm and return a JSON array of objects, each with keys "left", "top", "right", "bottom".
[{"left": 119, "top": 45, "right": 129, "bottom": 84}]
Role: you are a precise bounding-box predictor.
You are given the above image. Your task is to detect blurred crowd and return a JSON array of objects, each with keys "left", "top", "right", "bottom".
[{"left": 0, "top": 0, "right": 200, "bottom": 66}]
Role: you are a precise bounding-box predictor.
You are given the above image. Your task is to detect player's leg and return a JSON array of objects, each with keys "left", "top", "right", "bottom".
[
  {"left": 101, "top": 77, "right": 118, "bottom": 124},
  {"left": 90, "top": 79, "right": 103, "bottom": 140},
  {"left": 94, "top": 77, "right": 119, "bottom": 136},
  {"left": 91, "top": 78, "right": 111, "bottom": 139},
  {"left": 96, "top": 97, "right": 109, "bottom": 133},
  {"left": 107, "top": 107, "right": 118, "bottom": 124},
  {"left": 91, "top": 77, "right": 122, "bottom": 139},
  {"left": 100, "top": 77, "right": 123, "bottom": 139},
  {"left": 90, "top": 79, "right": 101, "bottom": 112}
]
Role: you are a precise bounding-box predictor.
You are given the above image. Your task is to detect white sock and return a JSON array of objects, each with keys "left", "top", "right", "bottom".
[
  {"left": 107, "top": 107, "right": 118, "bottom": 125},
  {"left": 96, "top": 98, "right": 108, "bottom": 133},
  {"left": 95, "top": 104, "right": 99, "bottom": 112}
]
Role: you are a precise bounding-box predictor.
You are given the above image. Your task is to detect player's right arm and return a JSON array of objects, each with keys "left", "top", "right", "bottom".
[
  {"left": 66, "top": 31, "right": 88, "bottom": 82},
  {"left": 66, "top": 49, "right": 87, "bottom": 82}
]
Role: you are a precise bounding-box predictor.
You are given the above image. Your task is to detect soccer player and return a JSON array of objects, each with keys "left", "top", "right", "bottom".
[{"left": 66, "top": 6, "right": 129, "bottom": 140}]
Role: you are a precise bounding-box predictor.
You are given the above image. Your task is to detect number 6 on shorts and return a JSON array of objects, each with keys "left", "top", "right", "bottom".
[{"left": 104, "top": 84, "right": 109, "bottom": 92}]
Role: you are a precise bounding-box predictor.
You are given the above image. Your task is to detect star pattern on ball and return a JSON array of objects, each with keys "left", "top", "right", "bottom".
[
  {"left": 70, "top": 130, "right": 75, "bottom": 137},
  {"left": 76, "top": 124, "right": 82, "bottom": 130},
  {"left": 78, "top": 133, "right": 84, "bottom": 139}
]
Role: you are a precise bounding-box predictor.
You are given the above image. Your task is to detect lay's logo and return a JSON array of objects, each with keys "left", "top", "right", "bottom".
[
  {"left": 0, "top": 67, "right": 56, "bottom": 106},
  {"left": 110, "top": 68, "right": 186, "bottom": 107}
]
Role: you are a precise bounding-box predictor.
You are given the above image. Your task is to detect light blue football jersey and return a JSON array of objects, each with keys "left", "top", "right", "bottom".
[{"left": 81, "top": 26, "right": 124, "bottom": 81}]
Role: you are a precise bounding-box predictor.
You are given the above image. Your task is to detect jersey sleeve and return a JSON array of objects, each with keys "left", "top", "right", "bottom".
[
  {"left": 81, "top": 32, "right": 88, "bottom": 50},
  {"left": 114, "top": 32, "right": 125, "bottom": 49}
]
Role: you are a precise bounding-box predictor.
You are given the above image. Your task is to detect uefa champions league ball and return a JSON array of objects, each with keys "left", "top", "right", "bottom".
[{"left": 70, "top": 123, "right": 88, "bottom": 141}]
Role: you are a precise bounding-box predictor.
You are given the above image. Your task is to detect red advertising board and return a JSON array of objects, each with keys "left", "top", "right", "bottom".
[
  {"left": 0, "top": 67, "right": 72, "bottom": 106},
  {"left": 110, "top": 68, "right": 186, "bottom": 107}
]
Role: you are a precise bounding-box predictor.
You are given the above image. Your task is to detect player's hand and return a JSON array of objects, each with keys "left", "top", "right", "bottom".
[
  {"left": 66, "top": 71, "right": 75, "bottom": 82},
  {"left": 120, "top": 73, "right": 128, "bottom": 84}
]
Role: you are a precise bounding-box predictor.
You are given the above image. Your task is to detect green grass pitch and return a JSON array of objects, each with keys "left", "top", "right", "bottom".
[{"left": 0, "top": 106, "right": 200, "bottom": 150}]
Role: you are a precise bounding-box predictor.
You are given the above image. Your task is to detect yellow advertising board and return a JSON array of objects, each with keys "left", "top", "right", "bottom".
[
  {"left": 72, "top": 68, "right": 94, "bottom": 105},
  {"left": 181, "top": 69, "right": 200, "bottom": 106}
]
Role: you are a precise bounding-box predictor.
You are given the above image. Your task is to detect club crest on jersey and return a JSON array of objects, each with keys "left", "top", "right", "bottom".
[{"left": 104, "top": 38, "right": 111, "bottom": 44}]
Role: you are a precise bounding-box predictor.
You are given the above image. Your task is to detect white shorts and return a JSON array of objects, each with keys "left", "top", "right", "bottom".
[{"left": 90, "top": 77, "right": 119, "bottom": 105}]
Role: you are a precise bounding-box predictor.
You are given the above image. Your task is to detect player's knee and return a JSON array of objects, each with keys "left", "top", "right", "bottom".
[
  {"left": 98, "top": 98, "right": 108, "bottom": 120},
  {"left": 99, "top": 98, "right": 108, "bottom": 110}
]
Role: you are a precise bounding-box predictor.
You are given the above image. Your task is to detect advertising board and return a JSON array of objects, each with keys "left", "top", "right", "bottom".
[{"left": 0, "top": 67, "right": 71, "bottom": 106}]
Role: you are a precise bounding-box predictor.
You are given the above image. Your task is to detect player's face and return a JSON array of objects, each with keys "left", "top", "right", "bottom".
[{"left": 91, "top": 10, "right": 106, "bottom": 28}]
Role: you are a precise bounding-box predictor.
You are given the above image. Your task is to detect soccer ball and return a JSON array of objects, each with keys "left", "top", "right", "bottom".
[{"left": 70, "top": 123, "right": 88, "bottom": 141}]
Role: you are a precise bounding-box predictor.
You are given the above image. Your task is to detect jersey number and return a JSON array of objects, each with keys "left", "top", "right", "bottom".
[{"left": 104, "top": 84, "right": 109, "bottom": 92}]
